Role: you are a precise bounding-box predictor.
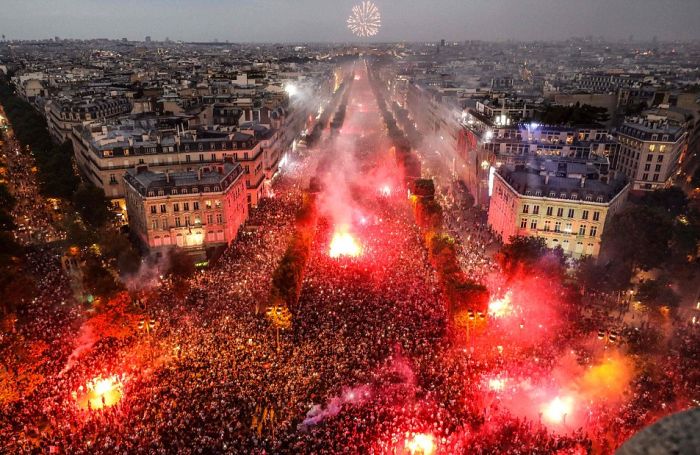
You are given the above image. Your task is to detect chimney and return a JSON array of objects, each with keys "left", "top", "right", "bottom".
[
  {"left": 580, "top": 176, "right": 586, "bottom": 188},
  {"left": 165, "top": 170, "right": 170, "bottom": 183},
  {"left": 544, "top": 173, "right": 549, "bottom": 185},
  {"left": 136, "top": 164, "right": 148, "bottom": 174},
  {"left": 197, "top": 168, "right": 203, "bottom": 180}
]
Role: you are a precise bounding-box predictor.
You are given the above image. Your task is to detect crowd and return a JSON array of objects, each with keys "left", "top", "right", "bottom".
[
  {"left": 2, "top": 131, "right": 64, "bottom": 244},
  {"left": 0, "top": 66, "right": 698, "bottom": 455}
]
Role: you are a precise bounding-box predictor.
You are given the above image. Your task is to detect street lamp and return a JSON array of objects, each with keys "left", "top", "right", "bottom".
[
  {"left": 138, "top": 317, "right": 157, "bottom": 335},
  {"left": 266, "top": 305, "right": 292, "bottom": 352}
]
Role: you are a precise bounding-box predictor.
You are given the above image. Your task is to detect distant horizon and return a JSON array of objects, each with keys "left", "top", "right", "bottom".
[
  {"left": 1, "top": 0, "right": 699, "bottom": 43},
  {"left": 3, "top": 36, "right": 699, "bottom": 45}
]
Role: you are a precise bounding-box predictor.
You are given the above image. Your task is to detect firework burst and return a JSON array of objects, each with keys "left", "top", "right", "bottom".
[{"left": 347, "top": 1, "right": 381, "bottom": 37}]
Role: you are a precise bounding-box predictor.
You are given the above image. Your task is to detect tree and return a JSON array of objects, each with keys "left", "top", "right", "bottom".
[
  {"left": 82, "top": 252, "right": 122, "bottom": 299},
  {"left": 641, "top": 187, "right": 688, "bottom": 218},
  {"left": 0, "top": 184, "right": 16, "bottom": 209},
  {"left": 73, "top": 183, "right": 112, "bottom": 228},
  {"left": 98, "top": 229, "right": 142, "bottom": 276},
  {"left": 64, "top": 216, "right": 98, "bottom": 247},
  {"left": 575, "top": 255, "right": 632, "bottom": 293},
  {"left": 497, "top": 236, "right": 566, "bottom": 276},
  {"left": 602, "top": 206, "right": 673, "bottom": 271},
  {"left": 690, "top": 167, "right": 700, "bottom": 190},
  {"left": 636, "top": 276, "right": 681, "bottom": 310},
  {"left": 166, "top": 249, "right": 195, "bottom": 280},
  {"left": 535, "top": 103, "right": 609, "bottom": 126}
]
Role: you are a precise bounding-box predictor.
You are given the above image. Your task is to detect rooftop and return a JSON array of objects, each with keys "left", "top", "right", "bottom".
[
  {"left": 124, "top": 161, "right": 244, "bottom": 197},
  {"left": 496, "top": 156, "right": 628, "bottom": 203}
]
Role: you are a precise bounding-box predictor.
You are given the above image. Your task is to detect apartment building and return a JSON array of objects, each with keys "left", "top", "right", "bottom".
[
  {"left": 72, "top": 122, "right": 268, "bottom": 208},
  {"left": 123, "top": 161, "right": 248, "bottom": 253},
  {"left": 488, "top": 156, "right": 629, "bottom": 258},
  {"left": 614, "top": 115, "right": 687, "bottom": 191},
  {"left": 46, "top": 96, "right": 132, "bottom": 142}
]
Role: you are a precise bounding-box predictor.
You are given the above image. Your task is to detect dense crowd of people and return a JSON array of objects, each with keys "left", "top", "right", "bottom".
[
  {"left": 1, "top": 66, "right": 698, "bottom": 455},
  {"left": 2, "top": 131, "right": 64, "bottom": 244}
]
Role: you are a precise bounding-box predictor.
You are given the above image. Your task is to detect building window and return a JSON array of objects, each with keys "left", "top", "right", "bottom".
[
  {"left": 183, "top": 202, "right": 190, "bottom": 211},
  {"left": 185, "top": 216, "right": 191, "bottom": 226},
  {"left": 175, "top": 217, "right": 181, "bottom": 227},
  {"left": 546, "top": 206, "right": 553, "bottom": 216},
  {"left": 646, "top": 154, "right": 653, "bottom": 162},
  {"left": 205, "top": 200, "right": 212, "bottom": 209},
  {"left": 160, "top": 204, "right": 167, "bottom": 213},
  {"left": 207, "top": 214, "right": 213, "bottom": 224},
  {"left": 533, "top": 205, "right": 540, "bottom": 215},
  {"left": 162, "top": 218, "right": 168, "bottom": 229},
  {"left": 592, "top": 211, "right": 600, "bottom": 221},
  {"left": 173, "top": 203, "right": 179, "bottom": 212},
  {"left": 590, "top": 226, "right": 598, "bottom": 237},
  {"left": 554, "top": 221, "right": 561, "bottom": 232},
  {"left": 530, "top": 219, "right": 537, "bottom": 229},
  {"left": 199, "top": 154, "right": 204, "bottom": 162},
  {"left": 556, "top": 208, "right": 563, "bottom": 217},
  {"left": 565, "top": 222, "right": 572, "bottom": 233},
  {"left": 582, "top": 210, "right": 589, "bottom": 220},
  {"left": 186, "top": 155, "right": 191, "bottom": 163},
  {"left": 655, "top": 164, "right": 661, "bottom": 172},
  {"left": 150, "top": 205, "right": 157, "bottom": 214},
  {"left": 652, "top": 174, "right": 659, "bottom": 182},
  {"left": 544, "top": 221, "right": 551, "bottom": 231},
  {"left": 521, "top": 218, "right": 528, "bottom": 229},
  {"left": 109, "top": 174, "right": 117, "bottom": 184},
  {"left": 216, "top": 213, "right": 223, "bottom": 224},
  {"left": 171, "top": 189, "right": 178, "bottom": 195},
  {"left": 193, "top": 201, "right": 200, "bottom": 210},
  {"left": 151, "top": 220, "right": 158, "bottom": 230},
  {"left": 568, "top": 208, "right": 575, "bottom": 218},
  {"left": 644, "top": 164, "right": 651, "bottom": 171},
  {"left": 215, "top": 200, "right": 222, "bottom": 209},
  {"left": 522, "top": 204, "right": 529, "bottom": 214},
  {"left": 579, "top": 224, "right": 586, "bottom": 235}
]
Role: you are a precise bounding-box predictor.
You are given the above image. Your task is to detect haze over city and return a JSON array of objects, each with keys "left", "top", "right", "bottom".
[
  {"left": 1, "top": 0, "right": 700, "bottom": 42},
  {"left": 1, "top": 1, "right": 700, "bottom": 454}
]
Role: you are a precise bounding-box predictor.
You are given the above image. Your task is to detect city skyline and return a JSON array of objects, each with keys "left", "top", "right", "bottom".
[{"left": 1, "top": 0, "right": 700, "bottom": 42}]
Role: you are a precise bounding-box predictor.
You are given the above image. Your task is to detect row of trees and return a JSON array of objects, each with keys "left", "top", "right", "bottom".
[
  {"left": 367, "top": 65, "right": 491, "bottom": 322},
  {"left": 306, "top": 77, "right": 352, "bottom": 148},
  {"left": 532, "top": 102, "right": 610, "bottom": 126},
  {"left": 578, "top": 187, "right": 700, "bottom": 310},
  {"left": 0, "top": 75, "right": 114, "bottom": 230},
  {"left": 0, "top": 76, "right": 78, "bottom": 199},
  {"left": 268, "top": 193, "right": 317, "bottom": 310}
]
